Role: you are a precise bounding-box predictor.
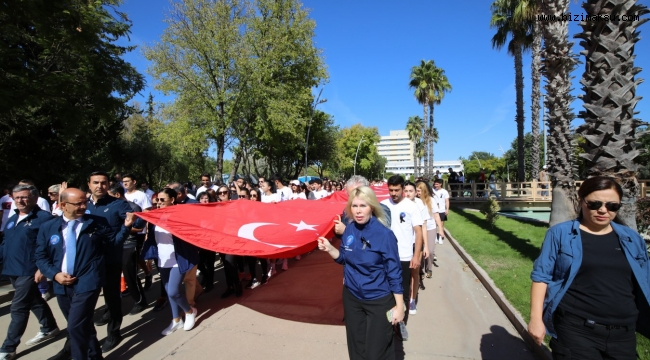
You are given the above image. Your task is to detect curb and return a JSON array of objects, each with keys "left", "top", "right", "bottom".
[
  {"left": 0, "top": 289, "right": 15, "bottom": 305},
  {"left": 444, "top": 228, "right": 552, "bottom": 360}
]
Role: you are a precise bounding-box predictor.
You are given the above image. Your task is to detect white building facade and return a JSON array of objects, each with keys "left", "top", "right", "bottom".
[{"left": 377, "top": 130, "right": 463, "bottom": 176}]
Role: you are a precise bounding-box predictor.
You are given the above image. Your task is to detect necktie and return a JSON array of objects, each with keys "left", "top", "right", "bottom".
[{"left": 66, "top": 220, "right": 77, "bottom": 275}]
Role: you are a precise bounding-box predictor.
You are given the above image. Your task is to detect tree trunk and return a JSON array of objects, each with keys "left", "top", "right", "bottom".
[
  {"left": 514, "top": 45, "right": 526, "bottom": 182},
  {"left": 229, "top": 147, "right": 242, "bottom": 183},
  {"left": 429, "top": 102, "right": 435, "bottom": 177},
  {"left": 574, "top": 0, "right": 649, "bottom": 230},
  {"left": 422, "top": 103, "right": 429, "bottom": 178},
  {"left": 540, "top": 0, "right": 579, "bottom": 226},
  {"left": 530, "top": 21, "right": 542, "bottom": 181},
  {"left": 215, "top": 134, "right": 225, "bottom": 183}
]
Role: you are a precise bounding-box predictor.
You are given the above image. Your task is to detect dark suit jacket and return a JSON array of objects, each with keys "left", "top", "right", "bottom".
[{"left": 35, "top": 214, "right": 112, "bottom": 295}]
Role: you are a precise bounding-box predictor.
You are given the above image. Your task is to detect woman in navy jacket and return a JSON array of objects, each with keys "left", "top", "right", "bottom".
[
  {"left": 142, "top": 188, "right": 200, "bottom": 336},
  {"left": 318, "top": 186, "right": 404, "bottom": 360},
  {"left": 529, "top": 177, "right": 650, "bottom": 359}
]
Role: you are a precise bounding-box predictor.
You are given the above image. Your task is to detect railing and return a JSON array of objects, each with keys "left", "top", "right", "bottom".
[{"left": 446, "top": 179, "right": 650, "bottom": 202}]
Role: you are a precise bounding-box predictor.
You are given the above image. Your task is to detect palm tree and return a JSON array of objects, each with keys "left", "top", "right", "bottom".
[
  {"left": 409, "top": 60, "right": 436, "bottom": 177},
  {"left": 427, "top": 67, "right": 451, "bottom": 177},
  {"left": 538, "top": 0, "right": 579, "bottom": 225},
  {"left": 406, "top": 115, "right": 425, "bottom": 177},
  {"left": 513, "top": 0, "right": 542, "bottom": 181},
  {"left": 575, "top": 0, "right": 649, "bottom": 230},
  {"left": 491, "top": 0, "right": 532, "bottom": 182}
]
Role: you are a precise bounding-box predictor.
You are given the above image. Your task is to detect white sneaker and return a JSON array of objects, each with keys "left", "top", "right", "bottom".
[
  {"left": 161, "top": 319, "right": 184, "bottom": 336},
  {"left": 25, "top": 328, "right": 60, "bottom": 346},
  {"left": 267, "top": 266, "right": 276, "bottom": 278},
  {"left": 0, "top": 352, "right": 16, "bottom": 360},
  {"left": 409, "top": 300, "right": 417, "bottom": 315},
  {"left": 184, "top": 307, "right": 197, "bottom": 331},
  {"left": 281, "top": 258, "right": 288, "bottom": 271},
  {"left": 41, "top": 292, "right": 51, "bottom": 301},
  {"left": 438, "top": 238, "right": 444, "bottom": 245}
]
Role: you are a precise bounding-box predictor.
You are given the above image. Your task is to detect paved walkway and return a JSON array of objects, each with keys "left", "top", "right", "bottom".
[{"left": 0, "top": 239, "right": 537, "bottom": 360}]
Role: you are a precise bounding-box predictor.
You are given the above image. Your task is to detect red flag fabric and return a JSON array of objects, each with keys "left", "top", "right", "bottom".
[{"left": 136, "top": 185, "right": 390, "bottom": 258}]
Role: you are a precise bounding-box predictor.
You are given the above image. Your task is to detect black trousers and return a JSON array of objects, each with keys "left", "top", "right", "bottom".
[
  {"left": 198, "top": 250, "right": 216, "bottom": 288},
  {"left": 102, "top": 262, "right": 123, "bottom": 340},
  {"left": 0, "top": 276, "right": 58, "bottom": 352},
  {"left": 222, "top": 254, "right": 241, "bottom": 289},
  {"left": 400, "top": 261, "right": 411, "bottom": 324},
  {"left": 122, "top": 246, "right": 147, "bottom": 306},
  {"left": 343, "top": 287, "right": 396, "bottom": 360},
  {"left": 57, "top": 288, "right": 102, "bottom": 360},
  {"left": 246, "top": 256, "right": 268, "bottom": 280},
  {"left": 551, "top": 310, "right": 636, "bottom": 360}
]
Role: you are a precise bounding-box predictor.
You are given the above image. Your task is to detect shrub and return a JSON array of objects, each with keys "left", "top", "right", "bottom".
[
  {"left": 637, "top": 197, "right": 650, "bottom": 249},
  {"left": 480, "top": 198, "right": 500, "bottom": 228}
]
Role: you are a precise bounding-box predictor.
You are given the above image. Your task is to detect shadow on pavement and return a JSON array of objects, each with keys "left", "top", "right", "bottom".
[
  {"left": 480, "top": 325, "right": 532, "bottom": 360},
  {"left": 454, "top": 209, "right": 546, "bottom": 262}
]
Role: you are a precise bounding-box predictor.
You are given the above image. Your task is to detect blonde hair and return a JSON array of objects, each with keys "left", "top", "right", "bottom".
[
  {"left": 344, "top": 186, "right": 389, "bottom": 227},
  {"left": 416, "top": 182, "right": 435, "bottom": 217}
]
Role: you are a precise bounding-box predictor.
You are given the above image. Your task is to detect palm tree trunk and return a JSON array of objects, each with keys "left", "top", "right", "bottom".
[
  {"left": 514, "top": 45, "right": 526, "bottom": 182},
  {"left": 575, "top": 0, "right": 649, "bottom": 230},
  {"left": 423, "top": 103, "right": 429, "bottom": 178},
  {"left": 530, "top": 21, "right": 542, "bottom": 181},
  {"left": 429, "top": 102, "right": 435, "bottom": 177},
  {"left": 539, "top": 0, "right": 579, "bottom": 226}
]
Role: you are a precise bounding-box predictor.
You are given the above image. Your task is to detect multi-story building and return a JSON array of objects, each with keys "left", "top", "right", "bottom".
[{"left": 376, "top": 129, "right": 463, "bottom": 176}]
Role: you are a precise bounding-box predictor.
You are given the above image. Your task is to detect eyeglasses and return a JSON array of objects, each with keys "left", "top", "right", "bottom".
[
  {"left": 583, "top": 199, "right": 622, "bottom": 212},
  {"left": 218, "top": 191, "right": 229, "bottom": 195},
  {"left": 250, "top": 194, "right": 258, "bottom": 198},
  {"left": 14, "top": 196, "right": 31, "bottom": 201},
  {"left": 66, "top": 201, "right": 86, "bottom": 207},
  {"left": 152, "top": 198, "right": 159, "bottom": 203},
  {"left": 48, "top": 192, "right": 58, "bottom": 196}
]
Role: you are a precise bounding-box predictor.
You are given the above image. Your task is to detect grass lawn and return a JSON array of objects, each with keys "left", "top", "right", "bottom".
[{"left": 445, "top": 208, "right": 650, "bottom": 359}]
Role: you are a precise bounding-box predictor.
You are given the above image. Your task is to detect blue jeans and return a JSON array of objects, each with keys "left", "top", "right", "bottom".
[
  {"left": 160, "top": 267, "right": 191, "bottom": 319},
  {"left": 0, "top": 276, "right": 58, "bottom": 352}
]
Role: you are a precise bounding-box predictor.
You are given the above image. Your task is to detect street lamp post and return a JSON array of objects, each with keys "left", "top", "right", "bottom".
[
  {"left": 304, "top": 88, "right": 326, "bottom": 178},
  {"left": 354, "top": 135, "right": 365, "bottom": 175}
]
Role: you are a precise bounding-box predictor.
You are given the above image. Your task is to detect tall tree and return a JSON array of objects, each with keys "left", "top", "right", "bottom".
[
  {"left": 575, "top": 0, "right": 649, "bottom": 229},
  {"left": 0, "top": 0, "right": 144, "bottom": 186},
  {"left": 406, "top": 115, "right": 425, "bottom": 177},
  {"left": 491, "top": 0, "right": 532, "bottom": 182},
  {"left": 144, "top": 0, "right": 251, "bottom": 181},
  {"left": 408, "top": 60, "right": 450, "bottom": 178},
  {"left": 513, "top": 0, "right": 542, "bottom": 180},
  {"left": 409, "top": 60, "right": 435, "bottom": 177},
  {"left": 539, "top": 0, "right": 579, "bottom": 225},
  {"left": 335, "top": 125, "right": 382, "bottom": 179}
]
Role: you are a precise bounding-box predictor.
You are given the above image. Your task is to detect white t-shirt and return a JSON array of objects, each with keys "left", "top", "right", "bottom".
[
  {"left": 308, "top": 189, "right": 329, "bottom": 200},
  {"left": 276, "top": 186, "right": 292, "bottom": 202},
  {"left": 125, "top": 190, "right": 152, "bottom": 210},
  {"left": 423, "top": 197, "right": 439, "bottom": 231},
  {"left": 380, "top": 198, "right": 423, "bottom": 261},
  {"left": 9, "top": 197, "right": 51, "bottom": 216},
  {"left": 290, "top": 192, "right": 307, "bottom": 200},
  {"left": 196, "top": 185, "right": 218, "bottom": 195},
  {"left": 1, "top": 194, "right": 13, "bottom": 231},
  {"left": 261, "top": 193, "right": 280, "bottom": 203},
  {"left": 432, "top": 188, "right": 449, "bottom": 213},
  {"left": 154, "top": 226, "right": 178, "bottom": 268},
  {"left": 412, "top": 197, "right": 432, "bottom": 230},
  {"left": 144, "top": 188, "right": 155, "bottom": 200}
]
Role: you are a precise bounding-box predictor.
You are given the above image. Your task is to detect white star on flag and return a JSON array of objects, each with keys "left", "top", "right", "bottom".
[{"left": 288, "top": 221, "right": 318, "bottom": 231}]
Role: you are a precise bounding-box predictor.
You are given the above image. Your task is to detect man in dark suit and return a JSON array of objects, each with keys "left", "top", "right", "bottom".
[
  {"left": 0, "top": 185, "right": 59, "bottom": 360},
  {"left": 35, "top": 188, "right": 133, "bottom": 360}
]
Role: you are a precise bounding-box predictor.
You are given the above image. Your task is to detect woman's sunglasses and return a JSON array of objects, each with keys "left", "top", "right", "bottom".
[
  {"left": 218, "top": 191, "right": 229, "bottom": 195},
  {"left": 583, "top": 199, "right": 622, "bottom": 212}
]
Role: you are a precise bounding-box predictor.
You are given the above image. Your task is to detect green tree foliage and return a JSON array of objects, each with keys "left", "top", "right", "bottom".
[
  {"left": 144, "top": 0, "right": 327, "bottom": 181},
  {"left": 0, "top": 0, "right": 144, "bottom": 187},
  {"left": 460, "top": 152, "right": 505, "bottom": 182},
  {"left": 334, "top": 125, "right": 383, "bottom": 180}
]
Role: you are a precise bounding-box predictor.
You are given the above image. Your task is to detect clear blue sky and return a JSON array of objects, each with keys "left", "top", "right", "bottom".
[{"left": 117, "top": 0, "right": 650, "bottom": 162}]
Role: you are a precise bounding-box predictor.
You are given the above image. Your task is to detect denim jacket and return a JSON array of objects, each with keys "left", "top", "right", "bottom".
[{"left": 531, "top": 219, "right": 650, "bottom": 338}]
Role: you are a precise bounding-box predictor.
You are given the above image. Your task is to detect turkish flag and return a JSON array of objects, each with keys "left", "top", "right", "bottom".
[{"left": 136, "top": 185, "right": 390, "bottom": 257}]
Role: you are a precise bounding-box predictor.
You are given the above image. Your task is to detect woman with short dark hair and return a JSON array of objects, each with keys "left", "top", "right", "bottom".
[{"left": 529, "top": 177, "right": 650, "bottom": 359}]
